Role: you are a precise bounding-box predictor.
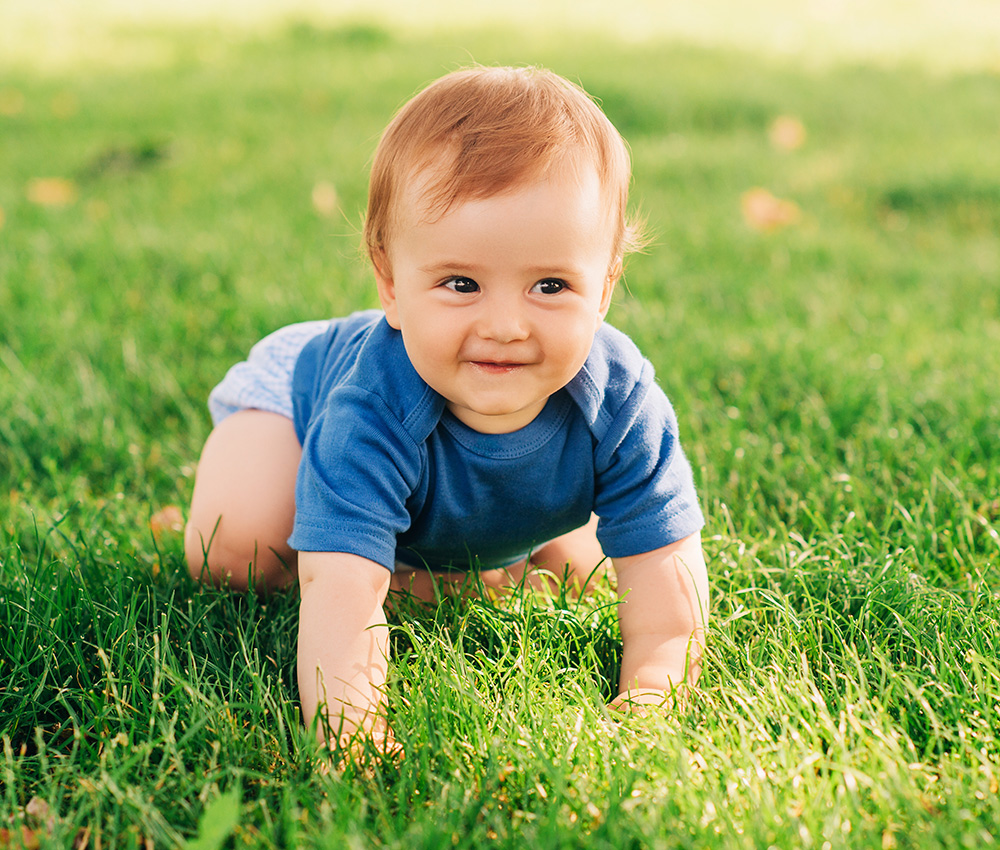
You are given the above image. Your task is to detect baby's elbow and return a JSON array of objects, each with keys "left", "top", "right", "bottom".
[{"left": 298, "top": 551, "right": 392, "bottom": 602}]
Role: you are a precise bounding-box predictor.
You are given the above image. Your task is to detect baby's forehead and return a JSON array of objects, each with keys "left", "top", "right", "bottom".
[{"left": 395, "top": 150, "right": 606, "bottom": 225}]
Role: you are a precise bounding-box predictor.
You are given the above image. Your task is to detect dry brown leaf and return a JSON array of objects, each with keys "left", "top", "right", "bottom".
[
  {"left": 0, "top": 825, "right": 40, "bottom": 849},
  {"left": 150, "top": 505, "right": 185, "bottom": 540},
  {"left": 741, "top": 187, "right": 801, "bottom": 232},
  {"left": 27, "top": 177, "right": 78, "bottom": 207},
  {"left": 769, "top": 115, "right": 807, "bottom": 151},
  {"left": 0, "top": 797, "right": 85, "bottom": 850},
  {"left": 311, "top": 181, "right": 339, "bottom": 217},
  {"left": 23, "top": 799, "right": 53, "bottom": 830}
]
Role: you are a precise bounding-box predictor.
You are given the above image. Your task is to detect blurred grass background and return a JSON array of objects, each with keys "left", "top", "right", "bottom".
[
  {"left": 1, "top": 1, "right": 999, "bottom": 847},
  {"left": 3, "top": 0, "right": 1000, "bottom": 72}
]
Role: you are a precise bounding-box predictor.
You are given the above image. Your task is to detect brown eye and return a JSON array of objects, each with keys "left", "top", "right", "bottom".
[
  {"left": 444, "top": 277, "right": 480, "bottom": 294},
  {"left": 533, "top": 279, "right": 566, "bottom": 295}
]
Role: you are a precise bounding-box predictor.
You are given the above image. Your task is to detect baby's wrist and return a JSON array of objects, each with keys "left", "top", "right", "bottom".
[
  {"left": 611, "top": 687, "right": 669, "bottom": 707},
  {"left": 609, "top": 683, "right": 691, "bottom": 715}
]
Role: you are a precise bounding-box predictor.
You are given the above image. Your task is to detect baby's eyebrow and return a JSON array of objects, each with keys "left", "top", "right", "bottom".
[
  {"left": 420, "top": 261, "right": 484, "bottom": 274},
  {"left": 420, "top": 260, "right": 584, "bottom": 277}
]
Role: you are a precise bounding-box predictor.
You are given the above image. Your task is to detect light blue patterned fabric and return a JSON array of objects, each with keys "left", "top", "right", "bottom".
[{"left": 207, "top": 320, "right": 331, "bottom": 424}]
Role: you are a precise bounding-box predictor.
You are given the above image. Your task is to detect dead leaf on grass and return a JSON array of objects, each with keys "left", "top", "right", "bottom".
[
  {"left": 769, "top": 115, "right": 807, "bottom": 151},
  {"left": 741, "top": 187, "right": 801, "bottom": 232},
  {"left": 311, "top": 181, "right": 339, "bottom": 217},
  {"left": 150, "top": 505, "right": 185, "bottom": 540},
  {"left": 1, "top": 797, "right": 89, "bottom": 850},
  {"left": 23, "top": 799, "right": 54, "bottom": 832},
  {"left": 27, "top": 177, "right": 78, "bottom": 207}
]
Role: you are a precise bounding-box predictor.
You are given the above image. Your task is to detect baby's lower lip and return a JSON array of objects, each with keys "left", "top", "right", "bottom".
[{"left": 470, "top": 361, "right": 524, "bottom": 373}]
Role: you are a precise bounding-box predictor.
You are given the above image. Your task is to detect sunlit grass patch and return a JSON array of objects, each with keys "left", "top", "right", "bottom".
[{"left": 1, "top": 15, "right": 999, "bottom": 849}]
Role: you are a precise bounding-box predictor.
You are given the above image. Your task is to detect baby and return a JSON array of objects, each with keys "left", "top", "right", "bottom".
[{"left": 185, "top": 65, "right": 708, "bottom": 748}]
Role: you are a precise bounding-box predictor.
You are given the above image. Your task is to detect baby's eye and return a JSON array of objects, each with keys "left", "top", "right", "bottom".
[
  {"left": 443, "top": 277, "right": 480, "bottom": 294},
  {"left": 532, "top": 278, "right": 567, "bottom": 295}
]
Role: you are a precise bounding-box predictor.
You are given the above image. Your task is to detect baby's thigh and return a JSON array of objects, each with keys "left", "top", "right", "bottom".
[
  {"left": 185, "top": 410, "right": 301, "bottom": 592},
  {"left": 388, "top": 565, "right": 470, "bottom": 604},
  {"left": 528, "top": 514, "right": 608, "bottom": 593},
  {"left": 495, "top": 516, "right": 608, "bottom": 596}
]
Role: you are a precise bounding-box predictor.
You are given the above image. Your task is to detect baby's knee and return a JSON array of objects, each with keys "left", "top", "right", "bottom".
[
  {"left": 185, "top": 520, "right": 251, "bottom": 588},
  {"left": 185, "top": 520, "right": 231, "bottom": 584},
  {"left": 185, "top": 520, "right": 297, "bottom": 593}
]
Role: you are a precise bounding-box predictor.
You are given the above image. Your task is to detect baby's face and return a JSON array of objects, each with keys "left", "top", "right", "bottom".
[{"left": 375, "top": 162, "right": 618, "bottom": 434}]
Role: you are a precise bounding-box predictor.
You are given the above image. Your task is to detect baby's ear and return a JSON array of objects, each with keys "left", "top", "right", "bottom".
[
  {"left": 599, "top": 258, "right": 622, "bottom": 320},
  {"left": 372, "top": 249, "right": 401, "bottom": 329}
]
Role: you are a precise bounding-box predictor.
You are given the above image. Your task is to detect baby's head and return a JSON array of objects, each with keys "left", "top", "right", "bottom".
[
  {"left": 364, "top": 66, "right": 643, "bottom": 433},
  {"left": 363, "top": 65, "right": 642, "bottom": 276}
]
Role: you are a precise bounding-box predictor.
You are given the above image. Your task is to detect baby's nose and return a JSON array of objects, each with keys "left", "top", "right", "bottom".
[{"left": 478, "top": 297, "right": 529, "bottom": 343}]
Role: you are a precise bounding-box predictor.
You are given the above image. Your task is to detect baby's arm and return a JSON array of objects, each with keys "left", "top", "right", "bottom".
[
  {"left": 297, "top": 551, "right": 392, "bottom": 746},
  {"left": 611, "top": 532, "right": 708, "bottom": 711}
]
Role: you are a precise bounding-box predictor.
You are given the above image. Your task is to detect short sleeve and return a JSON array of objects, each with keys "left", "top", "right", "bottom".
[
  {"left": 592, "top": 361, "right": 705, "bottom": 557},
  {"left": 289, "top": 386, "right": 424, "bottom": 571}
]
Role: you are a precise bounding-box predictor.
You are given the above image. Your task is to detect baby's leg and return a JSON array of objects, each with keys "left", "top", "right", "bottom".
[
  {"left": 386, "top": 517, "right": 606, "bottom": 608},
  {"left": 526, "top": 514, "right": 608, "bottom": 594},
  {"left": 469, "top": 515, "right": 608, "bottom": 598},
  {"left": 185, "top": 410, "right": 301, "bottom": 593}
]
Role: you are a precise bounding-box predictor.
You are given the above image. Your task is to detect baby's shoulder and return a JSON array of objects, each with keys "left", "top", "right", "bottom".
[
  {"left": 294, "top": 311, "right": 442, "bottom": 443},
  {"left": 565, "top": 323, "right": 657, "bottom": 437},
  {"left": 583, "top": 322, "right": 649, "bottom": 385}
]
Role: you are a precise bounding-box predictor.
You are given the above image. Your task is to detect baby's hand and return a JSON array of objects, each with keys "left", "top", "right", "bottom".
[
  {"left": 608, "top": 688, "right": 681, "bottom": 717},
  {"left": 315, "top": 723, "right": 404, "bottom": 775},
  {"left": 361, "top": 723, "right": 405, "bottom": 763}
]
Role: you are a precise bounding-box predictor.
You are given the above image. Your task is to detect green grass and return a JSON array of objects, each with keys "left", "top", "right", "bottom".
[{"left": 2, "top": 11, "right": 999, "bottom": 849}]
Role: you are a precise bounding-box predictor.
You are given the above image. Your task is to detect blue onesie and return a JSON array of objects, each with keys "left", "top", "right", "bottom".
[{"left": 282, "top": 310, "right": 704, "bottom": 572}]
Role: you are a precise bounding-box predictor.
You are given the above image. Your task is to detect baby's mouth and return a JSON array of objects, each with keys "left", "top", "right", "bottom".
[{"left": 469, "top": 360, "right": 524, "bottom": 374}]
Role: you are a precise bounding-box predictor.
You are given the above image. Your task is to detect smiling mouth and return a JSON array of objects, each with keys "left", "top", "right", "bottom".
[{"left": 469, "top": 361, "right": 525, "bottom": 374}]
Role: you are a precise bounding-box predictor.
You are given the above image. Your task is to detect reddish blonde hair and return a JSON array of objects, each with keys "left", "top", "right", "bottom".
[{"left": 364, "top": 65, "right": 642, "bottom": 270}]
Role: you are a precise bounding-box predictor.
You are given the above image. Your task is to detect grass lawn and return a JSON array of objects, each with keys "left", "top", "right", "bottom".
[{"left": 2, "top": 4, "right": 999, "bottom": 847}]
